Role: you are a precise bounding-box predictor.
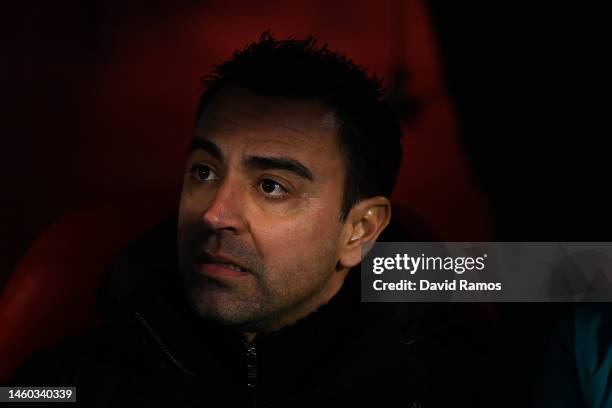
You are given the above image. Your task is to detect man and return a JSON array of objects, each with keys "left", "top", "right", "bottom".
[
  {"left": 12, "top": 33, "right": 496, "bottom": 407},
  {"left": 176, "top": 32, "right": 399, "bottom": 342}
]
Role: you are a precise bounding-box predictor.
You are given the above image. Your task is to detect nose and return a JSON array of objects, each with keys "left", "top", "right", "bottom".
[{"left": 201, "top": 176, "right": 246, "bottom": 233}]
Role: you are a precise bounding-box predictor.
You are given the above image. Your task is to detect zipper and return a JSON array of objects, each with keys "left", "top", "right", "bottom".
[
  {"left": 136, "top": 311, "right": 258, "bottom": 407},
  {"left": 245, "top": 341, "right": 257, "bottom": 407}
]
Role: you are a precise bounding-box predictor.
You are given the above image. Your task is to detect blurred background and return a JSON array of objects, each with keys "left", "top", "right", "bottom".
[
  {"left": 2, "top": 0, "right": 611, "bottom": 393},
  {"left": 2, "top": 0, "right": 493, "bottom": 287},
  {"left": 5, "top": 0, "right": 612, "bottom": 283}
]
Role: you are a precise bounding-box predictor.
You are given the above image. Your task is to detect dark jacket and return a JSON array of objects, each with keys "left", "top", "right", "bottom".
[{"left": 10, "top": 217, "right": 499, "bottom": 407}]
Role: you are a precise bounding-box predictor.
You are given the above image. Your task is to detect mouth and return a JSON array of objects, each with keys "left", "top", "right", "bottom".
[
  {"left": 211, "top": 263, "right": 245, "bottom": 272},
  {"left": 193, "top": 252, "right": 250, "bottom": 279}
]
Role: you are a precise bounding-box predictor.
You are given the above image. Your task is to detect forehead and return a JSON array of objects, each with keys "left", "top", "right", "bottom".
[{"left": 195, "top": 86, "right": 341, "bottom": 162}]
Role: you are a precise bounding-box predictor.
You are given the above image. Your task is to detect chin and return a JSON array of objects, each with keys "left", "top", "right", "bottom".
[{"left": 188, "top": 287, "right": 263, "bottom": 327}]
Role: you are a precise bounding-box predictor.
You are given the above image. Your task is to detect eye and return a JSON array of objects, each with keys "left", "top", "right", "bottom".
[
  {"left": 191, "top": 164, "right": 218, "bottom": 182},
  {"left": 259, "top": 178, "right": 289, "bottom": 198}
]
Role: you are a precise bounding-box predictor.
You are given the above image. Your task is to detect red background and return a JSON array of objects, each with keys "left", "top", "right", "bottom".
[{"left": 2, "top": 0, "right": 492, "bottom": 286}]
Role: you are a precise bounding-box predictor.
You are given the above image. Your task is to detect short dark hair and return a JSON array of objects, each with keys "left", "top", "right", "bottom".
[{"left": 196, "top": 31, "right": 403, "bottom": 220}]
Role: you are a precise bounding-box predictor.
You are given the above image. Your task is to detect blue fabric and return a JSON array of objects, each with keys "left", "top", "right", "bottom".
[
  {"left": 574, "top": 304, "right": 612, "bottom": 408},
  {"left": 538, "top": 304, "right": 611, "bottom": 408}
]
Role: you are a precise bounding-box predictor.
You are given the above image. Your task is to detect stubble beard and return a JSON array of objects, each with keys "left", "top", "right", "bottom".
[{"left": 180, "top": 232, "right": 343, "bottom": 333}]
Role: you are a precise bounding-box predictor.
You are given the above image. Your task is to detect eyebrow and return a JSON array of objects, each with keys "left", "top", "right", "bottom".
[
  {"left": 188, "top": 137, "right": 313, "bottom": 181},
  {"left": 187, "top": 138, "right": 223, "bottom": 160},
  {"left": 245, "top": 156, "right": 314, "bottom": 181}
]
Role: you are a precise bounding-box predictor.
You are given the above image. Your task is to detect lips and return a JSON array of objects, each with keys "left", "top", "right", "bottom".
[
  {"left": 215, "top": 262, "right": 245, "bottom": 272},
  {"left": 194, "top": 252, "right": 250, "bottom": 276}
]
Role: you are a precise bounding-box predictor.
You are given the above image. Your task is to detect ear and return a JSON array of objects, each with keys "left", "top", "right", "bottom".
[{"left": 338, "top": 196, "right": 391, "bottom": 270}]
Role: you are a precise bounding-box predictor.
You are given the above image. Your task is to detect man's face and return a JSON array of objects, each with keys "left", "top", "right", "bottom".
[{"left": 177, "top": 86, "right": 350, "bottom": 333}]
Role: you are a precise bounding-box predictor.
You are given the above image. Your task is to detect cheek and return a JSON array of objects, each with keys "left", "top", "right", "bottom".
[
  {"left": 252, "top": 203, "right": 342, "bottom": 272},
  {"left": 177, "top": 185, "right": 217, "bottom": 224},
  {"left": 255, "top": 198, "right": 337, "bottom": 242},
  {"left": 178, "top": 193, "right": 201, "bottom": 220},
  {"left": 177, "top": 193, "right": 211, "bottom": 255}
]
